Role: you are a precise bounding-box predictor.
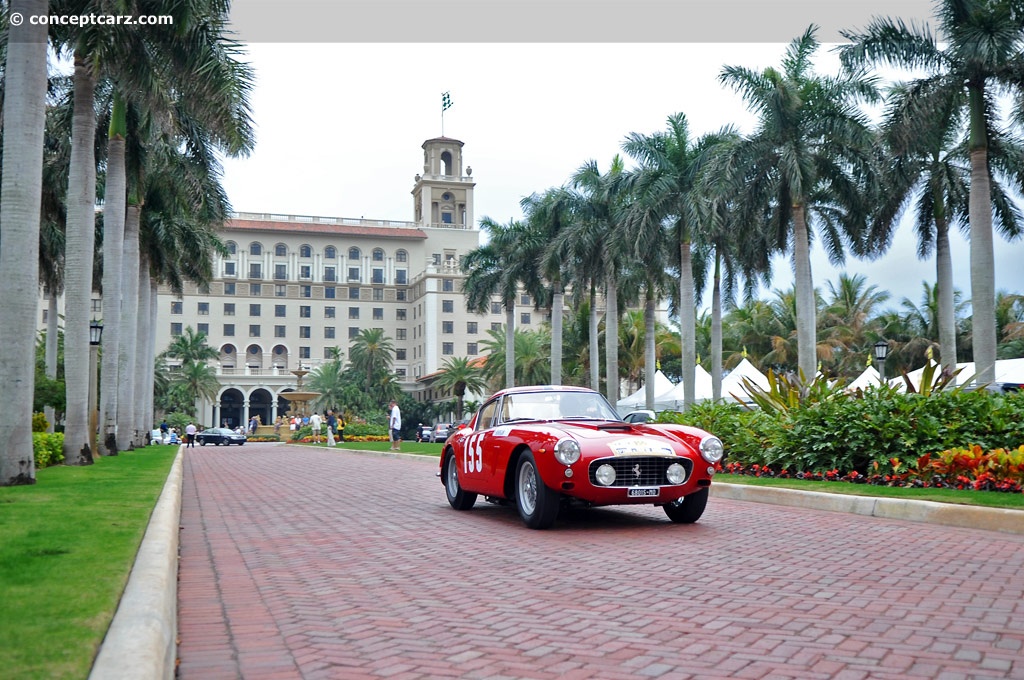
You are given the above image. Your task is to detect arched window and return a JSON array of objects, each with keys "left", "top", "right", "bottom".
[
  {"left": 325, "top": 246, "right": 337, "bottom": 259},
  {"left": 300, "top": 244, "right": 312, "bottom": 258},
  {"left": 441, "top": 150, "right": 453, "bottom": 175},
  {"left": 372, "top": 248, "right": 385, "bottom": 262},
  {"left": 348, "top": 247, "right": 360, "bottom": 260},
  {"left": 274, "top": 243, "right": 287, "bottom": 257},
  {"left": 395, "top": 249, "right": 408, "bottom": 263},
  {"left": 249, "top": 242, "right": 263, "bottom": 256},
  {"left": 225, "top": 241, "right": 237, "bottom": 255}
]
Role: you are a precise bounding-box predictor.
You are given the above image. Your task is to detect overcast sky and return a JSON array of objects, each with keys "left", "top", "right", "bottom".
[{"left": 219, "top": 1, "right": 1022, "bottom": 314}]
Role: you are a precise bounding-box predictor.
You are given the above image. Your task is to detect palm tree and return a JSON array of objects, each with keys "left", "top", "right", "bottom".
[
  {"left": 721, "top": 25, "right": 879, "bottom": 381},
  {"left": 347, "top": 328, "right": 395, "bottom": 403},
  {"left": 162, "top": 326, "right": 219, "bottom": 365},
  {"left": 819, "top": 273, "right": 891, "bottom": 379},
  {"left": 307, "top": 351, "right": 348, "bottom": 413},
  {"left": 0, "top": 0, "right": 49, "bottom": 483},
  {"left": 840, "top": 0, "right": 1024, "bottom": 384},
  {"left": 170, "top": 361, "right": 220, "bottom": 417},
  {"left": 433, "top": 357, "right": 488, "bottom": 420}
]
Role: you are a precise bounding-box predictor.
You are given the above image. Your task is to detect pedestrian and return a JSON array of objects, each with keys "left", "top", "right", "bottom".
[
  {"left": 337, "top": 410, "right": 345, "bottom": 442},
  {"left": 416, "top": 423, "right": 424, "bottom": 443},
  {"left": 389, "top": 399, "right": 402, "bottom": 452},
  {"left": 185, "top": 422, "right": 197, "bottom": 448},
  {"left": 274, "top": 417, "right": 282, "bottom": 436},
  {"left": 159, "top": 420, "right": 169, "bottom": 438},
  {"left": 309, "top": 411, "right": 322, "bottom": 444},
  {"left": 326, "top": 410, "right": 337, "bottom": 447}
]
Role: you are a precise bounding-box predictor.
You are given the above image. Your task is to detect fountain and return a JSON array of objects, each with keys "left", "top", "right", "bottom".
[{"left": 281, "top": 367, "right": 322, "bottom": 419}]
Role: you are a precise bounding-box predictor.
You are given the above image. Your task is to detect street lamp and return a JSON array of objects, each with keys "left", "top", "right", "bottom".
[
  {"left": 89, "top": 320, "right": 104, "bottom": 456},
  {"left": 873, "top": 339, "right": 889, "bottom": 383}
]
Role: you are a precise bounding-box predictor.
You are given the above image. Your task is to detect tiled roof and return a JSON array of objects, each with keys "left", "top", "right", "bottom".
[{"left": 225, "top": 218, "right": 428, "bottom": 241}]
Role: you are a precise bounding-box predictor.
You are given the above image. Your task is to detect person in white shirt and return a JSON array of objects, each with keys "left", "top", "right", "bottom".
[
  {"left": 389, "top": 400, "right": 402, "bottom": 451},
  {"left": 309, "top": 412, "right": 322, "bottom": 444},
  {"left": 185, "top": 422, "right": 197, "bottom": 448}
]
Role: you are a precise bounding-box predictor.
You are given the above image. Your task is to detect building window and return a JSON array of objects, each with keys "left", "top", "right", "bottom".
[
  {"left": 198, "top": 302, "right": 209, "bottom": 315},
  {"left": 432, "top": 253, "right": 441, "bottom": 266},
  {"left": 224, "top": 323, "right": 235, "bottom": 336},
  {"left": 348, "top": 267, "right": 360, "bottom": 281},
  {"left": 396, "top": 309, "right": 407, "bottom": 321},
  {"left": 171, "top": 322, "right": 183, "bottom": 336},
  {"left": 197, "top": 323, "right": 209, "bottom": 335},
  {"left": 299, "top": 306, "right": 311, "bottom": 318},
  {"left": 372, "top": 248, "right": 384, "bottom": 262},
  {"left": 396, "top": 328, "right": 407, "bottom": 340},
  {"left": 324, "top": 306, "right": 335, "bottom": 318},
  {"left": 91, "top": 299, "right": 102, "bottom": 313},
  {"left": 300, "top": 265, "right": 311, "bottom": 279},
  {"left": 467, "top": 322, "right": 478, "bottom": 334},
  {"left": 324, "top": 266, "right": 336, "bottom": 282},
  {"left": 299, "top": 346, "right": 310, "bottom": 359},
  {"left": 372, "top": 288, "right": 384, "bottom": 301},
  {"left": 171, "top": 301, "right": 183, "bottom": 314},
  {"left": 442, "top": 342, "right": 454, "bottom": 355},
  {"left": 250, "top": 283, "right": 262, "bottom": 296},
  {"left": 372, "top": 268, "right": 384, "bottom": 284},
  {"left": 348, "top": 307, "right": 359, "bottom": 319},
  {"left": 348, "top": 327, "right": 360, "bottom": 339},
  {"left": 325, "top": 246, "right": 336, "bottom": 259},
  {"left": 396, "top": 290, "right": 406, "bottom": 302},
  {"left": 224, "top": 303, "right": 235, "bottom": 316},
  {"left": 250, "top": 304, "right": 261, "bottom": 316},
  {"left": 275, "top": 285, "right": 287, "bottom": 297},
  {"left": 224, "top": 282, "right": 236, "bottom": 295},
  {"left": 225, "top": 241, "right": 237, "bottom": 255},
  {"left": 441, "top": 212, "right": 453, "bottom": 224},
  {"left": 224, "top": 261, "right": 236, "bottom": 277},
  {"left": 300, "top": 244, "right": 312, "bottom": 258},
  {"left": 348, "top": 247, "right": 360, "bottom": 260},
  {"left": 325, "top": 327, "right": 335, "bottom": 339},
  {"left": 323, "top": 347, "right": 335, "bottom": 360},
  {"left": 442, "top": 321, "right": 454, "bottom": 334},
  {"left": 300, "top": 326, "right": 311, "bottom": 339},
  {"left": 301, "top": 286, "right": 311, "bottom": 298},
  {"left": 324, "top": 286, "right": 336, "bottom": 299},
  {"left": 521, "top": 313, "right": 531, "bottom": 324},
  {"left": 349, "top": 286, "right": 360, "bottom": 300},
  {"left": 442, "top": 300, "right": 454, "bottom": 313},
  {"left": 275, "top": 264, "right": 287, "bottom": 280},
  {"left": 396, "top": 368, "right": 406, "bottom": 378},
  {"left": 396, "top": 349, "right": 406, "bottom": 360},
  {"left": 490, "top": 301, "right": 501, "bottom": 314},
  {"left": 275, "top": 325, "right": 286, "bottom": 338},
  {"left": 491, "top": 322, "right": 502, "bottom": 332},
  {"left": 249, "top": 325, "right": 261, "bottom": 337},
  {"left": 396, "top": 249, "right": 408, "bottom": 263},
  {"left": 443, "top": 279, "right": 454, "bottom": 292},
  {"left": 521, "top": 294, "right": 532, "bottom": 305},
  {"left": 275, "top": 304, "right": 286, "bottom": 317},
  {"left": 249, "top": 242, "right": 262, "bottom": 256},
  {"left": 373, "top": 307, "right": 384, "bottom": 320},
  {"left": 467, "top": 342, "right": 478, "bottom": 355},
  {"left": 395, "top": 269, "right": 407, "bottom": 285},
  {"left": 275, "top": 243, "right": 287, "bottom": 256}
]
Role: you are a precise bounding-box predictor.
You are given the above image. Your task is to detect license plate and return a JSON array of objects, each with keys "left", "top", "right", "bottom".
[{"left": 628, "top": 487, "right": 659, "bottom": 498}]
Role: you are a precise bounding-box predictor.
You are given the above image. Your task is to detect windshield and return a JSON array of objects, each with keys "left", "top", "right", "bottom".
[{"left": 500, "top": 391, "right": 621, "bottom": 423}]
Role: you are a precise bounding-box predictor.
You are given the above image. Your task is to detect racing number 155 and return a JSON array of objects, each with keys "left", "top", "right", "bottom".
[{"left": 463, "top": 433, "right": 483, "bottom": 474}]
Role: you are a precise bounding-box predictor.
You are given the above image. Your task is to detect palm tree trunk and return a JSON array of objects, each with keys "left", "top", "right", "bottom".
[
  {"left": 100, "top": 96, "right": 128, "bottom": 456},
  {"left": 0, "top": 0, "right": 48, "bottom": 485},
  {"left": 504, "top": 302, "right": 515, "bottom": 388},
  {"left": 934, "top": 217, "right": 957, "bottom": 375},
  {"left": 643, "top": 292, "right": 657, "bottom": 410},
  {"left": 792, "top": 204, "right": 817, "bottom": 380},
  {"left": 968, "top": 92, "right": 996, "bottom": 384},
  {"left": 61, "top": 52, "right": 98, "bottom": 466},
  {"left": 117, "top": 204, "right": 141, "bottom": 449},
  {"left": 550, "top": 281, "right": 563, "bottom": 386},
  {"left": 604, "top": 268, "right": 620, "bottom": 407},
  {"left": 589, "top": 284, "right": 600, "bottom": 390},
  {"left": 711, "top": 251, "right": 723, "bottom": 401},
  {"left": 147, "top": 281, "right": 159, "bottom": 430},
  {"left": 45, "top": 295, "right": 59, "bottom": 432},
  {"left": 135, "top": 255, "right": 152, "bottom": 443},
  {"left": 679, "top": 240, "right": 697, "bottom": 408}
]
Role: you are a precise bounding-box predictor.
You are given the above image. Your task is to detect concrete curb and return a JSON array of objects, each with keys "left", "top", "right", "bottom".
[
  {"left": 89, "top": 447, "right": 183, "bottom": 680},
  {"left": 711, "top": 482, "right": 1024, "bottom": 536}
]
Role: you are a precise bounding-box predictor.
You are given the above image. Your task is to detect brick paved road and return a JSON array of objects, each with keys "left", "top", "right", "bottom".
[{"left": 177, "top": 444, "right": 1024, "bottom": 679}]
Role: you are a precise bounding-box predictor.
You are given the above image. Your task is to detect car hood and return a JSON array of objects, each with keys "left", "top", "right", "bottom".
[{"left": 516, "top": 420, "right": 705, "bottom": 456}]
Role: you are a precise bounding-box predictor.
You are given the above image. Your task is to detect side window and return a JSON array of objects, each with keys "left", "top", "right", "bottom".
[{"left": 477, "top": 400, "right": 498, "bottom": 431}]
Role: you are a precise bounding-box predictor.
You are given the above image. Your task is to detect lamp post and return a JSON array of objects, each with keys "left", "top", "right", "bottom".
[
  {"left": 873, "top": 339, "right": 889, "bottom": 383},
  {"left": 89, "top": 320, "right": 104, "bottom": 456}
]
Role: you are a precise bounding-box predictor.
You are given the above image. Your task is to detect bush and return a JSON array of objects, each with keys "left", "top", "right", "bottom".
[
  {"left": 32, "top": 412, "right": 49, "bottom": 433},
  {"left": 33, "top": 433, "right": 64, "bottom": 468}
]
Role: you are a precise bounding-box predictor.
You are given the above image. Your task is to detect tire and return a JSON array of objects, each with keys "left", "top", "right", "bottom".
[
  {"left": 663, "top": 488, "right": 709, "bottom": 524},
  {"left": 199, "top": 440, "right": 206, "bottom": 446},
  {"left": 515, "top": 451, "right": 559, "bottom": 529},
  {"left": 444, "top": 453, "right": 477, "bottom": 510}
]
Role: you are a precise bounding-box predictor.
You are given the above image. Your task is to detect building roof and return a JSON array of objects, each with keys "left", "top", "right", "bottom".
[{"left": 225, "top": 214, "right": 428, "bottom": 241}]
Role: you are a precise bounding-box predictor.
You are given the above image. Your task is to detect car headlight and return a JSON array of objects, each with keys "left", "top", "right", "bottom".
[
  {"left": 666, "top": 462, "right": 687, "bottom": 485},
  {"left": 554, "top": 439, "right": 581, "bottom": 465},
  {"left": 700, "top": 436, "right": 724, "bottom": 464},
  {"left": 595, "top": 464, "right": 616, "bottom": 486}
]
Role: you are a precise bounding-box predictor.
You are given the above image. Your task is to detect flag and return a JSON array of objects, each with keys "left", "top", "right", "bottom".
[{"left": 442, "top": 91, "right": 452, "bottom": 112}]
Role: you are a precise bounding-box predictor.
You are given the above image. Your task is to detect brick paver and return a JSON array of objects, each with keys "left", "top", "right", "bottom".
[{"left": 177, "top": 444, "right": 1024, "bottom": 679}]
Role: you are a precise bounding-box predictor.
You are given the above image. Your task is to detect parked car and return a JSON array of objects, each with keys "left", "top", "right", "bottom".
[
  {"left": 429, "top": 423, "right": 451, "bottom": 443},
  {"left": 196, "top": 427, "right": 247, "bottom": 446},
  {"left": 418, "top": 424, "right": 433, "bottom": 442},
  {"left": 439, "top": 385, "right": 723, "bottom": 529},
  {"left": 621, "top": 409, "right": 657, "bottom": 424}
]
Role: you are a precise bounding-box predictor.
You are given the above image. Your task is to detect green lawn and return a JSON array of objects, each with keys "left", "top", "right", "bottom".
[{"left": 0, "top": 446, "right": 178, "bottom": 680}]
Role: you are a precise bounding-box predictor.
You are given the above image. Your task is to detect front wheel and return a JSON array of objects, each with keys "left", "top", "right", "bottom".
[
  {"left": 199, "top": 440, "right": 206, "bottom": 446},
  {"left": 663, "top": 488, "right": 709, "bottom": 524},
  {"left": 515, "top": 451, "right": 559, "bottom": 529},
  {"left": 444, "top": 453, "right": 477, "bottom": 510}
]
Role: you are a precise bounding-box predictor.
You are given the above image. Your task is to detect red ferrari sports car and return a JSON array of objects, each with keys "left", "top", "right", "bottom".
[{"left": 439, "top": 385, "right": 724, "bottom": 529}]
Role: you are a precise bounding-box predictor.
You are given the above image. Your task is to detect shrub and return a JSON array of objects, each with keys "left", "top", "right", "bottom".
[
  {"left": 32, "top": 412, "right": 49, "bottom": 433},
  {"left": 33, "top": 433, "right": 64, "bottom": 468}
]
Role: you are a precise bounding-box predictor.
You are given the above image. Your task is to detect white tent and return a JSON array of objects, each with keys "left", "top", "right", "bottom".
[
  {"left": 846, "top": 365, "right": 881, "bottom": 392},
  {"left": 658, "top": 364, "right": 714, "bottom": 410},
  {"left": 720, "top": 358, "right": 770, "bottom": 402},
  {"left": 616, "top": 370, "right": 676, "bottom": 412},
  {"left": 892, "top": 358, "right": 1024, "bottom": 391}
]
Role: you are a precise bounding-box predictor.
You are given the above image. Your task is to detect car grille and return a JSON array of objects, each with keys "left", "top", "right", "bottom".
[{"left": 588, "top": 456, "right": 693, "bottom": 487}]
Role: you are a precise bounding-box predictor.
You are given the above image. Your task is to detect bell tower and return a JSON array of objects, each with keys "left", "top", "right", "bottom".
[{"left": 411, "top": 137, "right": 475, "bottom": 229}]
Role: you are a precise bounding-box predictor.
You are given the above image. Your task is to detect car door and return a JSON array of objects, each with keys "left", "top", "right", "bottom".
[{"left": 458, "top": 398, "right": 506, "bottom": 496}]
